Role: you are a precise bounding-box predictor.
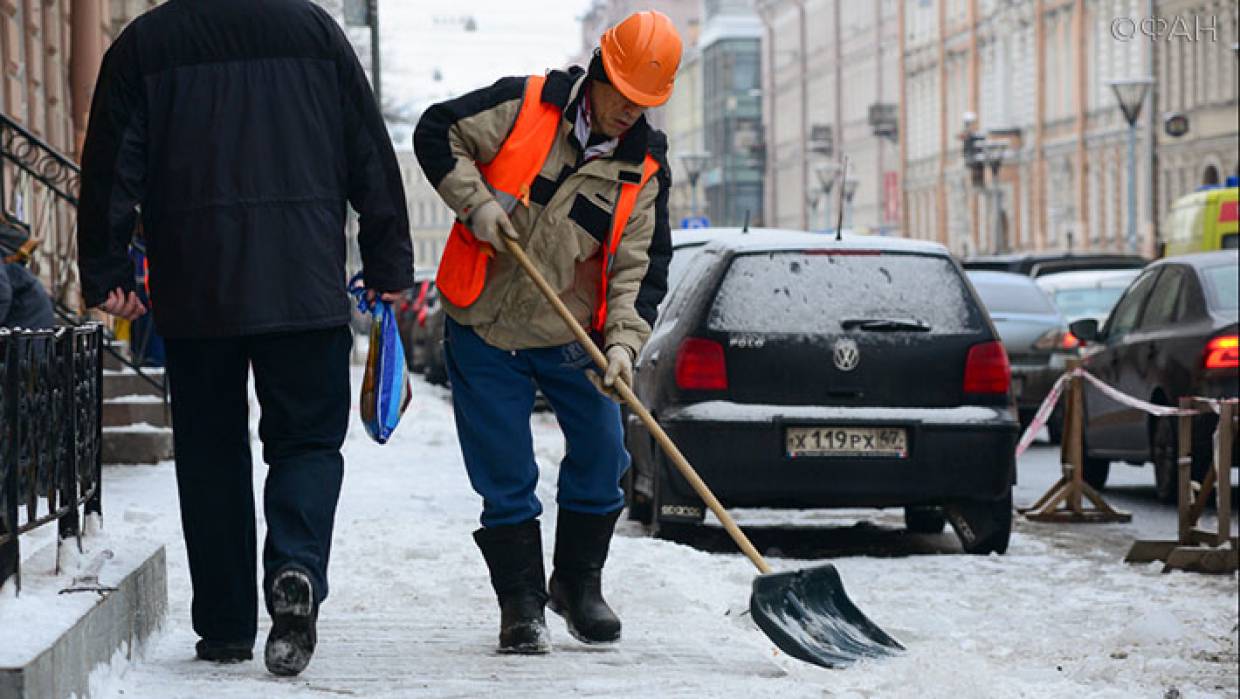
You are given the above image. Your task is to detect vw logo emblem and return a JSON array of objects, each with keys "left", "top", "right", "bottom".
[{"left": 833, "top": 339, "right": 860, "bottom": 372}]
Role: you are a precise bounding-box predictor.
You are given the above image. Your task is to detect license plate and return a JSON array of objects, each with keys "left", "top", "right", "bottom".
[{"left": 785, "top": 426, "right": 908, "bottom": 458}]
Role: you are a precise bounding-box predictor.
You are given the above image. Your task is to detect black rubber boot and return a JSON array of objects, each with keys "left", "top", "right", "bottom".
[
  {"left": 548, "top": 508, "right": 622, "bottom": 644},
  {"left": 264, "top": 568, "right": 318, "bottom": 677},
  {"left": 473, "top": 519, "right": 551, "bottom": 654}
]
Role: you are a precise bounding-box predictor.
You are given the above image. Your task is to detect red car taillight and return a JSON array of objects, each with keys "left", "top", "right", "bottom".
[
  {"left": 964, "top": 341, "right": 1011, "bottom": 394},
  {"left": 1204, "top": 335, "right": 1239, "bottom": 370},
  {"left": 1061, "top": 331, "right": 1081, "bottom": 350},
  {"left": 675, "top": 338, "right": 728, "bottom": 391}
]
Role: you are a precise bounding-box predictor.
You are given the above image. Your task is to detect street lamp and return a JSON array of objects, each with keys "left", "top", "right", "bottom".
[
  {"left": 1109, "top": 77, "right": 1153, "bottom": 253},
  {"left": 680, "top": 152, "right": 711, "bottom": 222},
  {"left": 814, "top": 161, "right": 840, "bottom": 232},
  {"left": 842, "top": 177, "right": 859, "bottom": 231},
  {"left": 980, "top": 140, "right": 1008, "bottom": 253}
]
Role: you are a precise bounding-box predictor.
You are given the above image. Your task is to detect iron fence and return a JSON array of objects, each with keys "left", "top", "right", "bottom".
[
  {"left": 2, "top": 112, "right": 165, "bottom": 396},
  {"left": 0, "top": 325, "right": 103, "bottom": 593}
]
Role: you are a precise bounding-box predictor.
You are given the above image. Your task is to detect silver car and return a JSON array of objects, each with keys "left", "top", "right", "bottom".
[
  {"left": 967, "top": 271, "right": 1075, "bottom": 441},
  {"left": 1036, "top": 268, "right": 1141, "bottom": 327}
]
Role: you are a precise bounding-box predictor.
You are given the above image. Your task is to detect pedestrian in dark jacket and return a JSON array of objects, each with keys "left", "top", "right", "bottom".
[
  {"left": 0, "top": 262, "right": 56, "bottom": 330},
  {"left": 76, "top": 0, "right": 413, "bottom": 676}
]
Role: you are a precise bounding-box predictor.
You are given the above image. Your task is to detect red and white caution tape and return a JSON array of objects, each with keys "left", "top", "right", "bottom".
[
  {"left": 1011, "top": 368, "right": 1231, "bottom": 458},
  {"left": 1073, "top": 369, "right": 1200, "bottom": 417},
  {"left": 1014, "top": 372, "right": 1071, "bottom": 459}
]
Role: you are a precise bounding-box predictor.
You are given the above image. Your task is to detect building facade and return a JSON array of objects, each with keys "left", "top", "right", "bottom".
[
  {"left": 1153, "top": 0, "right": 1239, "bottom": 224},
  {"left": 899, "top": 0, "right": 1236, "bottom": 258},
  {"left": 758, "top": 0, "right": 901, "bottom": 233},
  {"left": 663, "top": 46, "right": 705, "bottom": 225},
  {"left": 698, "top": 0, "right": 763, "bottom": 227},
  {"left": 396, "top": 149, "right": 453, "bottom": 270}
]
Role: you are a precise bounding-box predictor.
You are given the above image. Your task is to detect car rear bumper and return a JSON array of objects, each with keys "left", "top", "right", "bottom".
[
  {"left": 652, "top": 402, "right": 1018, "bottom": 515},
  {"left": 1011, "top": 355, "right": 1069, "bottom": 413}
]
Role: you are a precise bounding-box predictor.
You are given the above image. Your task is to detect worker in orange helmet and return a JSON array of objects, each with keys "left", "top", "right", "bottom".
[{"left": 414, "top": 11, "right": 682, "bottom": 654}]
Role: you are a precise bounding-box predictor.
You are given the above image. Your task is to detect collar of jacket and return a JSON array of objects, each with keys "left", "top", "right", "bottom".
[{"left": 540, "top": 67, "right": 651, "bottom": 167}]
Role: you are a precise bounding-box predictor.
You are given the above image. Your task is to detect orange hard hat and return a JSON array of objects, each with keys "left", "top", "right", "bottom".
[{"left": 599, "top": 11, "right": 683, "bottom": 108}]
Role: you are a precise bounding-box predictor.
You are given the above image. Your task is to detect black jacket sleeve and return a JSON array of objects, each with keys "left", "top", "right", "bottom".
[
  {"left": 333, "top": 24, "right": 414, "bottom": 292},
  {"left": 634, "top": 135, "right": 673, "bottom": 326},
  {"left": 76, "top": 29, "right": 143, "bottom": 309}
]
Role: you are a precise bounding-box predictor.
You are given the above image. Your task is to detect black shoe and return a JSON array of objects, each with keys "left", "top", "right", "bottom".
[
  {"left": 473, "top": 519, "right": 551, "bottom": 654},
  {"left": 548, "top": 508, "right": 622, "bottom": 644},
  {"left": 195, "top": 638, "right": 253, "bottom": 664},
  {"left": 264, "top": 568, "right": 318, "bottom": 677}
]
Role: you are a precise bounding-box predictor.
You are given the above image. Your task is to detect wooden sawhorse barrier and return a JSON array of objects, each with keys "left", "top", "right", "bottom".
[
  {"left": 1020, "top": 359, "right": 1131, "bottom": 523},
  {"left": 1125, "top": 398, "right": 1238, "bottom": 574}
]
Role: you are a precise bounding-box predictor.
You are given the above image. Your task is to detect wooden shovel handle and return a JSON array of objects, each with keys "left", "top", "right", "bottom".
[{"left": 502, "top": 237, "right": 772, "bottom": 575}]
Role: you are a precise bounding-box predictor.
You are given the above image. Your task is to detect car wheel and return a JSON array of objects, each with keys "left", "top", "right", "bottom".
[
  {"left": 1082, "top": 457, "right": 1110, "bottom": 490},
  {"left": 424, "top": 343, "right": 449, "bottom": 386},
  {"left": 623, "top": 467, "right": 652, "bottom": 524},
  {"left": 903, "top": 506, "right": 946, "bottom": 534},
  {"left": 1047, "top": 405, "right": 1064, "bottom": 445},
  {"left": 946, "top": 489, "right": 1013, "bottom": 555},
  {"left": 1151, "top": 418, "right": 1179, "bottom": 504}
]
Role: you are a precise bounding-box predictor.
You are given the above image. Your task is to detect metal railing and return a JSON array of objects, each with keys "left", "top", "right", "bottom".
[
  {"left": 0, "top": 326, "right": 103, "bottom": 593},
  {"left": 1, "top": 113, "right": 165, "bottom": 396}
]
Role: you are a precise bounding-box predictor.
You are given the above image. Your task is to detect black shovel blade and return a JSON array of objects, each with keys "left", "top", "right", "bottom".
[{"left": 750, "top": 564, "right": 903, "bottom": 669}]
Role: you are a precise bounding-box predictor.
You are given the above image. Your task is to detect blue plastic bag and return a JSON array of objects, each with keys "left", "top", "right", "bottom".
[{"left": 348, "top": 274, "right": 412, "bottom": 444}]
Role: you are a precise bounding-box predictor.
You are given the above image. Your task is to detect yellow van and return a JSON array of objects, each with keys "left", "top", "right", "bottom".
[{"left": 1161, "top": 186, "right": 1239, "bottom": 256}]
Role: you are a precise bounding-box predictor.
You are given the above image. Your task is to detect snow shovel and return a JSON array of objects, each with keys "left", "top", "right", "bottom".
[{"left": 502, "top": 237, "right": 904, "bottom": 669}]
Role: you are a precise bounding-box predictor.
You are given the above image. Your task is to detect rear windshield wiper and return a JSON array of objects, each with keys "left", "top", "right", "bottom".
[{"left": 840, "top": 318, "right": 931, "bottom": 333}]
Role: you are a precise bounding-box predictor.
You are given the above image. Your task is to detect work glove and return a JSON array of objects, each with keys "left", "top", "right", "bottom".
[
  {"left": 588, "top": 345, "right": 634, "bottom": 403},
  {"left": 467, "top": 199, "right": 519, "bottom": 249}
]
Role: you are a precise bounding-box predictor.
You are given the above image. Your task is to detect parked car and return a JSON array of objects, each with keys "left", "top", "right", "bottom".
[
  {"left": 967, "top": 271, "right": 1074, "bottom": 442},
  {"left": 1071, "top": 250, "right": 1239, "bottom": 499},
  {"left": 963, "top": 251, "right": 1147, "bottom": 277},
  {"left": 1036, "top": 269, "right": 1141, "bottom": 327},
  {"left": 1161, "top": 184, "right": 1238, "bottom": 257},
  {"left": 396, "top": 267, "right": 438, "bottom": 373},
  {"left": 420, "top": 294, "right": 449, "bottom": 386},
  {"left": 624, "top": 230, "right": 1019, "bottom": 554}
]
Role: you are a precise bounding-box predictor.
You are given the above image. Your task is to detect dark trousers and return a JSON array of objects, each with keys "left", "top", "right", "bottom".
[
  {"left": 444, "top": 317, "right": 628, "bottom": 528},
  {"left": 164, "top": 325, "right": 351, "bottom": 644}
]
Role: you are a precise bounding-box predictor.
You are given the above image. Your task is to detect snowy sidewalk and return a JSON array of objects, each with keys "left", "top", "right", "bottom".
[{"left": 90, "top": 372, "right": 1237, "bottom": 698}]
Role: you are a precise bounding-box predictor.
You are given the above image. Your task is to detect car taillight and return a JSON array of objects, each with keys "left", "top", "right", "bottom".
[
  {"left": 1204, "top": 335, "right": 1239, "bottom": 370},
  {"left": 675, "top": 338, "right": 728, "bottom": 391},
  {"left": 964, "top": 341, "right": 1011, "bottom": 394},
  {"left": 1061, "top": 331, "right": 1081, "bottom": 350}
]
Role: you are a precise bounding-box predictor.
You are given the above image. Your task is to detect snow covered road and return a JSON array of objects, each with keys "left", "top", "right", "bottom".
[{"left": 88, "top": 371, "right": 1238, "bottom": 698}]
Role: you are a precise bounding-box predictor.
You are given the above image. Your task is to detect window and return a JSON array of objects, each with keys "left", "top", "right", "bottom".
[
  {"left": 708, "top": 252, "right": 982, "bottom": 335},
  {"left": 1201, "top": 262, "right": 1239, "bottom": 311},
  {"left": 1139, "top": 267, "right": 1185, "bottom": 329},
  {"left": 1103, "top": 269, "right": 1158, "bottom": 340}
]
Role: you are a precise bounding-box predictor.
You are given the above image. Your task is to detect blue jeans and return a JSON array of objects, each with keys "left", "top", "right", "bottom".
[{"left": 444, "top": 317, "right": 628, "bottom": 527}]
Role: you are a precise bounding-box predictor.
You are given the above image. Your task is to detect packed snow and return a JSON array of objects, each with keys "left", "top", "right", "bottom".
[{"left": 13, "top": 368, "right": 1228, "bottom": 698}]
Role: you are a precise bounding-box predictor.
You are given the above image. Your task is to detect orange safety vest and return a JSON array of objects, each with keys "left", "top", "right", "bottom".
[{"left": 436, "top": 74, "right": 660, "bottom": 334}]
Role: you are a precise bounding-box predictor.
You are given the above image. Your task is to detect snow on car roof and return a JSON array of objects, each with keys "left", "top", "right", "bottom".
[
  {"left": 1153, "top": 249, "right": 1239, "bottom": 268},
  {"left": 696, "top": 228, "right": 950, "bottom": 256},
  {"left": 1034, "top": 268, "right": 1141, "bottom": 291}
]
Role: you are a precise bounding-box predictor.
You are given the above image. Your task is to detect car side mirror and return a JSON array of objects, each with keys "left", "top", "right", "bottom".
[{"left": 1069, "top": 318, "right": 1099, "bottom": 344}]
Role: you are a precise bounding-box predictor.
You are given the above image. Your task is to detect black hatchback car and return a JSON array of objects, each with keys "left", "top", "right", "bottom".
[
  {"left": 624, "top": 231, "right": 1020, "bottom": 554},
  {"left": 1071, "top": 250, "right": 1239, "bottom": 500}
]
